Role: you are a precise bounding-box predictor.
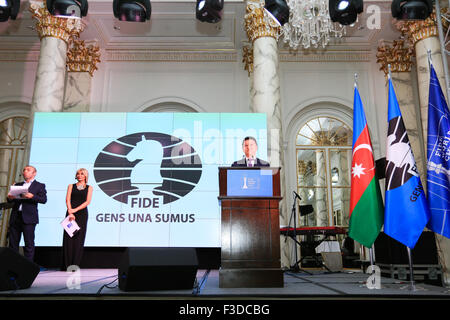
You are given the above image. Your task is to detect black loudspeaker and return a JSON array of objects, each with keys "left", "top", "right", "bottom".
[
  {"left": 299, "top": 204, "right": 314, "bottom": 216},
  {"left": 375, "top": 157, "right": 386, "bottom": 180},
  {"left": 0, "top": 247, "right": 40, "bottom": 291},
  {"left": 118, "top": 247, "right": 198, "bottom": 291}
]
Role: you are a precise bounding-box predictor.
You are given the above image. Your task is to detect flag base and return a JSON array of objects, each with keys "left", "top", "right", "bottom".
[{"left": 400, "top": 283, "right": 427, "bottom": 292}]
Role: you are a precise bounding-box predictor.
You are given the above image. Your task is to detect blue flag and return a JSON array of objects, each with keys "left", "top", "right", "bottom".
[
  {"left": 384, "top": 77, "right": 430, "bottom": 248},
  {"left": 426, "top": 64, "right": 450, "bottom": 239}
]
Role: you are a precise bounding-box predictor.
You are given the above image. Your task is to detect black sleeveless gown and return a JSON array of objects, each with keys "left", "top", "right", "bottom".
[{"left": 62, "top": 184, "right": 89, "bottom": 270}]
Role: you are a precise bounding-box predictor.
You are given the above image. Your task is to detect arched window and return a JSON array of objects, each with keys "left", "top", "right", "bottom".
[
  {"left": 142, "top": 102, "right": 198, "bottom": 113},
  {"left": 0, "top": 116, "right": 29, "bottom": 246},
  {"left": 296, "top": 116, "right": 352, "bottom": 228}
]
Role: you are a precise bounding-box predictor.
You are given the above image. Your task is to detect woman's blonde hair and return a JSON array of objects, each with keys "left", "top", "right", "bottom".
[{"left": 75, "top": 168, "right": 89, "bottom": 183}]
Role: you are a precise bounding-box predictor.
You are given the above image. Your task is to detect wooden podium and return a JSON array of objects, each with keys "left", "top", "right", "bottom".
[{"left": 218, "top": 167, "right": 283, "bottom": 288}]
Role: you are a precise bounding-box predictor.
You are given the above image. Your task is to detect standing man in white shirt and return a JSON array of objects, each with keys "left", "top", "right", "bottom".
[
  {"left": 7, "top": 165, "right": 47, "bottom": 261},
  {"left": 231, "top": 136, "right": 270, "bottom": 167}
]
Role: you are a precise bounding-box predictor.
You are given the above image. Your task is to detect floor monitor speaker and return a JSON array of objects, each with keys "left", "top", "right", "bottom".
[
  {"left": 0, "top": 247, "right": 40, "bottom": 291},
  {"left": 118, "top": 247, "right": 198, "bottom": 291}
]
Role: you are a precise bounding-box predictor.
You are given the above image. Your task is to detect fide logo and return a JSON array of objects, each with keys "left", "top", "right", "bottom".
[
  {"left": 93, "top": 132, "right": 202, "bottom": 205},
  {"left": 385, "top": 116, "right": 418, "bottom": 190}
]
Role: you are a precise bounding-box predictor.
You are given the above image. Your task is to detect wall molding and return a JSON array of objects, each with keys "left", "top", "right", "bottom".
[
  {"left": 279, "top": 50, "right": 372, "bottom": 62},
  {"left": 104, "top": 49, "right": 239, "bottom": 62},
  {"left": 0, "top": 50, "right": 41, "bottom": 62},
  {"left": 0, "top": 48, "right": 373, "bottom": 63}
]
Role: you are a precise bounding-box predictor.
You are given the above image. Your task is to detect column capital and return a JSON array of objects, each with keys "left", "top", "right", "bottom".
[
  {"left": 29, "top": 1, "right": 85, "bottom": 45},
  {"left": 244, "top": 1, "right": 281, "bottom": 43},
  {"left": 376, "top": 39, "right": 415, "bottom": 75},
  {"left": 396, "top": 8, "right": 449, "bottom": 46},
  {"left": 67, "top": 40, "right": 101, "bottom": 77}
]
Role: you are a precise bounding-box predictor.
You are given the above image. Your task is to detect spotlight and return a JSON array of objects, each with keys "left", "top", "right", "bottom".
[
  {"left": 329, "top": 0, "right": 363, "bottom": 25},
  {"left": 196, "top": 0, "right": 224, "bottom": 23},
  {"left": 391, "top": 0, "right": 433, "bottom": 20},
  {"left": 46, "top": 0, "right": 88, "bottom": 18},
  {"left": 264, "top": 0, "right": 290, "bottom": 26},
  {"left": 113, "top": 0, "right": 151, "bottom": 22},
  {"left": 0, "top": 0, "right": 19, "bottom": 22}
]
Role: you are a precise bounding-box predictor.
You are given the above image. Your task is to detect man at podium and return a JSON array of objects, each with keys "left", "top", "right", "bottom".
[
  {"left": 231, "top": 136, "right": 270, "bottom": 167},
  {"left": 219, "top": 137, "right": 283, "bottom": 288}
]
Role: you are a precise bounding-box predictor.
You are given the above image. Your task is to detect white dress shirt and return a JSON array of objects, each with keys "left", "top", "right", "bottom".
[
  {"left": 246, "top": 157, "right": 255, "bottom": 167},
  {"left": 18, "top": 179, "right": 34, "bottom": 211}
]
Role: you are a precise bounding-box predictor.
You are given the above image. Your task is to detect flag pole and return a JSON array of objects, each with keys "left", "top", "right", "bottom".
[
  {"left": 388, "top": 64, "right": 420, "bottom": 291},
  {"left": 367, "top": 245, "right": 382, "bottom": 289},
  {"left": 427, "top": 49, "right": 432, "bottom": 67},
  {"left": 369, "top": 245, "right": 374, "bottom": 266},
  {"left": 406, "top": 247, "right": 417, "bottom": 291},
  {"left": 369, "top": 245, "right": 375, "bottom": 284}
]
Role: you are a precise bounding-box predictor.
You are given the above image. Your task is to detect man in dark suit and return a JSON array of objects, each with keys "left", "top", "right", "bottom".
[
  {"left": 231, "top": 136, "right": 270, "bottom": 167},
  {"left": 7, "top": 165, "right": 47, "bottom": 261}
]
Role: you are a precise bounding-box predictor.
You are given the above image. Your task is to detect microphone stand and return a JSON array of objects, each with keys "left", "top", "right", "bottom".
[{"left": 286, "top": 192, "right": 311, "bottom": 275}]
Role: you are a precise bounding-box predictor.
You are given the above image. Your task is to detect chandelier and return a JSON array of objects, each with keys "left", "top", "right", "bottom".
[{"left": 281, "top": 0, "right": 346, "bottom": 50}]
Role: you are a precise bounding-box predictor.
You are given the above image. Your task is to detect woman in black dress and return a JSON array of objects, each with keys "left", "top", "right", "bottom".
[{"left": 62, "top": 168, "right": 93, "bottom": 271}]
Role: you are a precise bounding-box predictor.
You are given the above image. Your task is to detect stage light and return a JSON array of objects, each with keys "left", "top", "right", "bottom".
[
  {"left": 329, "top": 0, "right": 363, "bottom": 25},
  {"left": 391, "top": 0, "right": 433, "bottom": 20},
  {"left": 0, "top": 0, "right": 19, "bottom": 22},
  {"left": 196, "top": 0, "right": 224, "bottom": 23},
  {"left": 264, "top": 0, "right": 290, "bottom": 26},
  {"left": 46, "top": 0, "right": 88, "bottom": 18},
  {"left": 113, "top": 0, "right": 151, "bottom": 22}
]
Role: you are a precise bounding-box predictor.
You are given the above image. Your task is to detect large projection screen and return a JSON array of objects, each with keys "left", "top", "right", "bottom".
[{"left": 29, "top": 112, "right": 268, "bottom": 247}]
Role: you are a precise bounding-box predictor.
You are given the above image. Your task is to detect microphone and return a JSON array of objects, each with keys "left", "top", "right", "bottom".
[{"left": 293, "top": 191, "right": 301, "bottom": 200}]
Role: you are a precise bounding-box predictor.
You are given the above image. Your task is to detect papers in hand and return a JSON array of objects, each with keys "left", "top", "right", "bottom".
[
  {"left": 61, "top": 216, "right": 80, "bottom": 237},
  {"left": 9, "top": 185, "right": 29, "bottom": 197}
]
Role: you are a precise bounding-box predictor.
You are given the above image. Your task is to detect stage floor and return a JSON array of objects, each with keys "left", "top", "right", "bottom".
[{"left": 1, "top": 268, "right": 449, "bottom": 299}]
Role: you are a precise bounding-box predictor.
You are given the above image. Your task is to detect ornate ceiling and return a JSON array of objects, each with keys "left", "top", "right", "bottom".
[{"left": 0, "top": 0, "right": 407, "bottom": 61}]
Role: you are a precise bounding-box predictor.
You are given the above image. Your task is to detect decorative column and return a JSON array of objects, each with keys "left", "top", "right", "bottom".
[
  {"left": 315, "top": 150, "right": 328, "bottom": 226},
  {"left": 397, "top": 9, "right": 449, "bottom": 143},
  {"left": 338, "top": 151, "right": 350, "bottom": 227},
  {"left": 296, "top": 161, "right": 309, "bottom": 225},
  {"left": 64, "top": 40, "right": 101, "bottom": 112},
  {"left": 24, "top": 1, "right": 84, "bottom": 162},
  {"left": 395, "top": 11, "right": 450, "bottom": 286},
  {"left": 376, "top": 40, "right": 426, "bottom": 182},
  {"left": 29, "top": 2, "right": 84, "bottom": 113},
  {"left": 244, "top": 2, "right": 283, "bottom": 167},
  {"left": 244, "top": 1, "right": 288, "bottom": 268}
]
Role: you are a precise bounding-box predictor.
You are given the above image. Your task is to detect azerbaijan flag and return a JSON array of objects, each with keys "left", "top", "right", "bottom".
[{"left": 349, "top": 85, "right": 384, "bottom": 248}]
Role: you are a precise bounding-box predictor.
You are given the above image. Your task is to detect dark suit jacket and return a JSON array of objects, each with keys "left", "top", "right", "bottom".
[
  {"left": 8, "top": 180, "right": 47, "bottom": 225},
  {"left": 231, "top": 157, "right": 270, "bottom": 167}
]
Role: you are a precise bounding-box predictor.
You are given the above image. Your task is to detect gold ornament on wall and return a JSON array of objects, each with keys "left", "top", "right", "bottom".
[
  {"left": 242, "top": 45, "right": 254, "bottom": 76},
  {"left": 376, "top": 39, "right": 415, "bottom": 75},
  {"left": 66, "top": 40, "right": 101, "bottom": 76}
]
